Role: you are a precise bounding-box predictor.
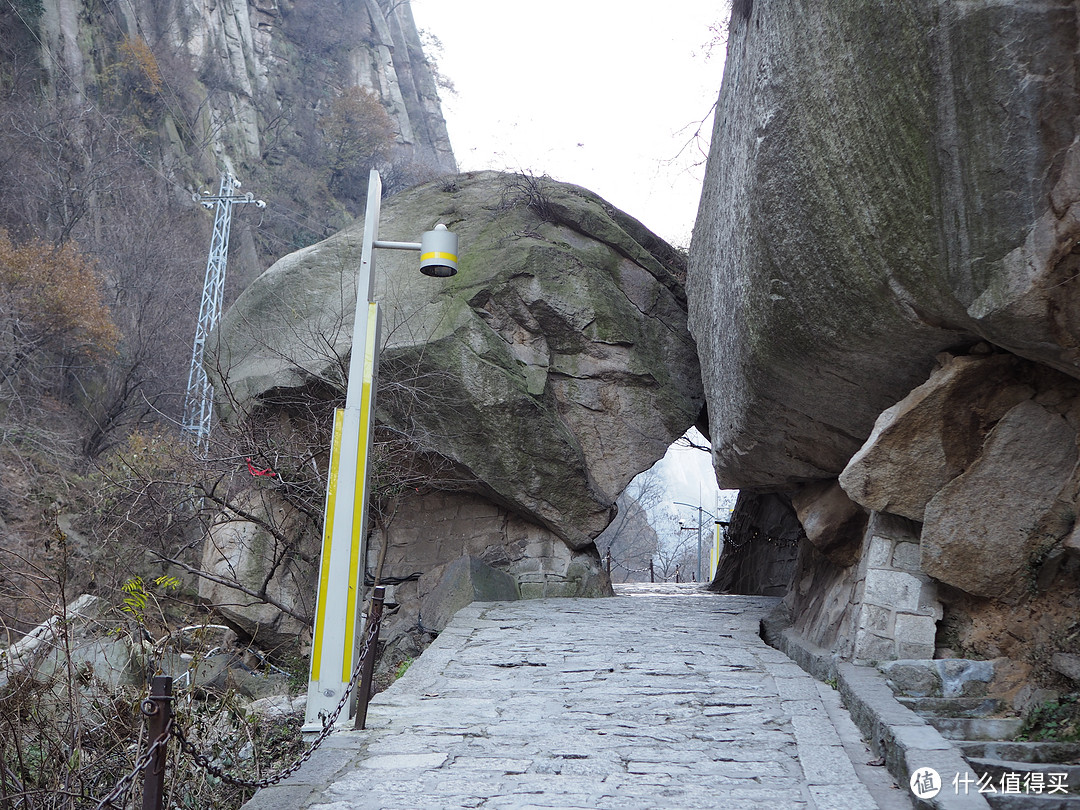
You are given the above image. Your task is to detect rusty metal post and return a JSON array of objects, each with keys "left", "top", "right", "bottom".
[
  {"left": 353, "top": 586, "right": 386, "bottom": 730},
  {"left": 649, "top": 559, "right": 654, "bottom": 583},
  {"left": 142, "top": 676, "right": 172, "bottom": 810}
]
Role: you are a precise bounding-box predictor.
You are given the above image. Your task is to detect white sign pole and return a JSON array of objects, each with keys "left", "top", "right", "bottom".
[{"left": 304, "top": 171, "right": 384, "bottom": 731}]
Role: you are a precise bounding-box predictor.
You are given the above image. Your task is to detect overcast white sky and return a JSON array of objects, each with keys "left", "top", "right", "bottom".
[
  {"left": 408, "top": 2, "right": 735, "bottom": 529},
  {"left": 409, "top": 1, "right": 728, "bottom": 249}
]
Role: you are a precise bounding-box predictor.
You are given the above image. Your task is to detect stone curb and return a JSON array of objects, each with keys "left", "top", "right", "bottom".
[{"left": 760, "top": 606, "right": 991, "bottom": 810}]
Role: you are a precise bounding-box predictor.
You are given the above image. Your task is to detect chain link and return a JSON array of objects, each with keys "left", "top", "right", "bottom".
[
  {"left": 94, "top": 719, "right": 174, "bottom": 810},
  {"left": 92, "top": 603, "right": 381, "bottom": 802},
  {"left": 610, "top": 558, "right": 653, "bottom": 575},
  {"left": 173, "top": 613, "right": 381, "bottom": 790}
]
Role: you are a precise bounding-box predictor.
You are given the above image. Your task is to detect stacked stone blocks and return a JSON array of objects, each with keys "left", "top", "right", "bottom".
[{"left": 851, "top": 516, "right": 942, "bottom": 663}]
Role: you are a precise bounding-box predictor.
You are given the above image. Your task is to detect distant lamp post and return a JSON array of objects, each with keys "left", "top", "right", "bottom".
[
  {"left": 303, "top": 169, "right": 458, "bottom": 732},
  {"left": 674, "top": 501, "right": 720, "bottom": 584}
]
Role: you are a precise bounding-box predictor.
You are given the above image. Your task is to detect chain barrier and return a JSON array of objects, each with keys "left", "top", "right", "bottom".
[
  {"left": 172, "top": 614, "right": 380, "bottom": 790},
  {"left": 91, "top": 593, "right": 383, "bottom": 805},
  {"left": 610, "top": 558, "right": 653, "bottom": 575},
  {"left": 94, "top": 720, "right": 173, "bottom": 810}
]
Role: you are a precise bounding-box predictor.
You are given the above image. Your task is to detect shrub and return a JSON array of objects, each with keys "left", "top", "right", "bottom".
[{"left": 0, "top": 231, "right": 119, "bottom": 385}]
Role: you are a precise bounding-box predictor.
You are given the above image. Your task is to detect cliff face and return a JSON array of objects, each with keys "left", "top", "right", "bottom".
[
  {"left": 691, "top": 0, "right": 1080, "bottom": 683},
  {"left": 34, "top": 0, "right": 454, "bottom": 179},
  {"left": 10, "top": 0, "right": 455, "bottom": 277}
]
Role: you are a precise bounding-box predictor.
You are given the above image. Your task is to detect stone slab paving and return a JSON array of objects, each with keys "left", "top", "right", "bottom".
[{"left": 244, "top": 584, "right": 907, "bottom": 810}]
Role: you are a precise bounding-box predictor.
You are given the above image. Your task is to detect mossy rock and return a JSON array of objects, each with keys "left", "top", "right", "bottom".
[{"left": 213, "top": 171, "right": 702, "bottom": 550}]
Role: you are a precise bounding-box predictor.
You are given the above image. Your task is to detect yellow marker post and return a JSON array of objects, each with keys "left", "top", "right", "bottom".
[
  {"left": 303, "top": 167, "right": 387, "bottom": 732},
  {"left": 304, "top": 304, "right": 381, "bottom": 729},
  {"left": 303, "top": 169, "right": 458, "bottom": 732},
  {"left": 711, "top": 520, "right": 721, "bottom": 581}
]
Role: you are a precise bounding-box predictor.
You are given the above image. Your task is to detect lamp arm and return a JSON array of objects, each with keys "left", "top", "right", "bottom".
[{"left": 373, "top": 240, "right": 422, "bottom": 251}]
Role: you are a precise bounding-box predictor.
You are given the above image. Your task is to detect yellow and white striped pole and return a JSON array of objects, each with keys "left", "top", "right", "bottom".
[
  {"left": 303, "top": 170, "right": 458, "bottom": 731},
  {"left": 304, "top": 305, "right": 381, "bottom": 729},
  {"left": 303, "top": 171, "right": 385, "bottom": 731}
]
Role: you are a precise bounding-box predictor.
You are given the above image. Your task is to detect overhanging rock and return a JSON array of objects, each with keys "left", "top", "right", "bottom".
[
  {"left": 689, "top": 0, "right": 1080, "bottom": 491},
  {"left": 207, "top": 171, "right": 703, "bottom": 635},
  {"left": 215, "top": 170, "right": 701, "bottom": 549}
]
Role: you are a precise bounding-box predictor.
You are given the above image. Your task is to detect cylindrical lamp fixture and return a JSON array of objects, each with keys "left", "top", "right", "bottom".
[{"left": 420, "top": 224, "right": 458, "bottom": 277}]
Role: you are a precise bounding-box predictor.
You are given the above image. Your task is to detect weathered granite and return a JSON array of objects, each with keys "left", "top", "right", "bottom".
[
  {"left": 689, "top": 0, "right": 1080, "bottom": 491},
  {"left": 921, "top": 400, "right": 1078, "bottom": 602},
  {"left": 208, "top": 171, "right": 699, "bottom": 639},
  {"left": 36, "top": 0, "right": 455, "bottom": 179},
  {"left": 214, "top": 171, "right": 702, "bottom": 552}
]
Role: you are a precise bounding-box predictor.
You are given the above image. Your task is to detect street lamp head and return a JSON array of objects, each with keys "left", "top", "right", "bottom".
[{"left": 420, "top": 224, "right": 458, "bottom": 277}]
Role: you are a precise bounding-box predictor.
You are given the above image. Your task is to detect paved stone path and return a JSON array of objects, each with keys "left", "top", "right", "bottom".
[{"left": 246, "top": 584, "right": 910, "bottom": 810}]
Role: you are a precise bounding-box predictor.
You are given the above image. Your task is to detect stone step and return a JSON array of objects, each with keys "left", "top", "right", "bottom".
[
  {"left": 899, "top": 696, "right": 1004, "bottom": 718},
  {"left": 929, "top": 716, "right": 1026, "bottom": 741},
  {"left": 985, "top": 794, "right": 1080, "bottom": 809},
  {"left": 879, "top": 658, "right": 995, "bottom": 698},
  {"left": 967, "top": 757, "right": 1080, "bottom": 787},
  {"left": 959, "top": 742, "right": 1080, "bottom": 764}
]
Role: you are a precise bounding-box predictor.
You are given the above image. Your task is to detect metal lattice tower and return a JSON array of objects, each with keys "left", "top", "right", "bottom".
[{"left": 182, "top": 174, "right": 265, "bottom": 451}]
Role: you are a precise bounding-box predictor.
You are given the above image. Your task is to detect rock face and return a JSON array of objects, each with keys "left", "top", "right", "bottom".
[
  {"left": 212, "top": 171, "right": 701, "bottom": 633},
  {"left": 418, "top": 556, "right": 518, "bottom": 634},
  {"left": 790, "top": 481, "right": 867, "bottom": 568},
  {"left": 838, "top": 352, "right": 1038, "bottom": 522},
  {"left": 16, "top": 0, "right": 456, "bottom": 282},
  {"left": 921, "top": 399, "right": 1078, "bottom": 602},
  {"left": 199, "top": 491, "right": 315, "bottom": 649},
  {"left": 839, "top": 351, "right": 1080, "bottom": 603},
  {"left": 710, "top": 492, "right": 801, "bottom": 597},
  {"left": 35, "top": 0, "right": 455, "bottom": 179},
  {"left": 216, "top": 171, "right": 701, "bottom": 549},
  {"left": 695, "top": 0, "right": 1080, "bottom": 679},
  {"left": 689, "top": 0, "right": 1080, "bottom": 491}
]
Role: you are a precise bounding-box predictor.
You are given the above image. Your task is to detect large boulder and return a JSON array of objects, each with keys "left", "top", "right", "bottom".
[
  {"left": 838, "top": 351, "right": 1040, "bottom": 521},
  {"left": 214, "top": 171, "right": 701, "bottom": 549},
  {"left": 836, "top": 350, "right": 1080, "bottom": 602},
  {"left": 689, "top": 0, "right": 1080, "bottom": 490},
  {"left": 921, "top": 400, "right": 1078, "bottom": 602},
  {"left": 209, "top": 171, "right": 701, "bottom": 637}
]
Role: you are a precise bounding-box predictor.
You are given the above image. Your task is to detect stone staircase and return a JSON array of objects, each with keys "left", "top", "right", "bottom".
[{"left": 881, "top": 660, "right": 1080, "bottom": 808}]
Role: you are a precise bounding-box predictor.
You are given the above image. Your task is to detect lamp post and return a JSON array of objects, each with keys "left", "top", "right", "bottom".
[
  {"left": 303, "top": 169, "right": 457, "bottom": 731},
  {"left": 674, "top": 501, "right": 720, "bottom": 583}
]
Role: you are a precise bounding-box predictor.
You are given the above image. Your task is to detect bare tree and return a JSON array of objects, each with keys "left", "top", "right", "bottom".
[
  {"left": 652, "top": 512, "right": 697, "bottom": 582},
  {"left": 597, "top": 468, "right": 669, "bottom": 582}
]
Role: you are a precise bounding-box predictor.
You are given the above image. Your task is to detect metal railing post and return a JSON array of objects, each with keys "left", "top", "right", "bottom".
[
  {"left": 353, "top": 586, "right": 386, "bottom": 730},
  {"left": 142, "top": 676, "right": 173, "bottom": 810}
]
